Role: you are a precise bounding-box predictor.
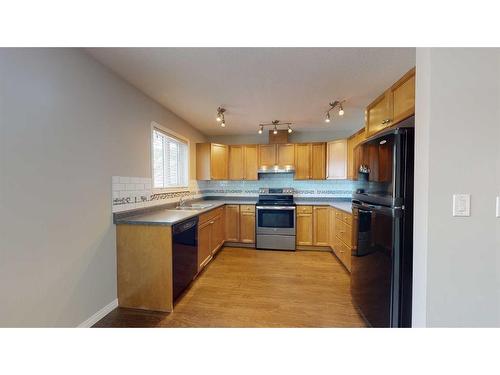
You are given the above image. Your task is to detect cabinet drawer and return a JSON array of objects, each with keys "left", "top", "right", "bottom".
[
  {"left": 334, "top": 209, "right": 342, "bottom": 220},
  {"left": 199, "top": 206, "right": 224, "bottom": 225},
  {"left": 240, "top": 204, "right": 255, "bottom": 213},
  {"left": 343, "top": 212, "right": 352, "bottom": 226},
  {"left": 297, "top": 205, "right": 313, "bottom": 214},
  {"left": 336, "top": 218, "right": 352, "bottom": 247}
]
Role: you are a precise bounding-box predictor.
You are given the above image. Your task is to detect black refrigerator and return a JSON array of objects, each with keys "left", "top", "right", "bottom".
[{"left": 351, "top": 116, "right": 414, "bottom": 328}]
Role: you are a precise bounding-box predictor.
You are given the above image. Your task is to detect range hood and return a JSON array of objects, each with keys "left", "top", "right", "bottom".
[{"left": 258, "top": 165, "right": 295, "bottom": 174}]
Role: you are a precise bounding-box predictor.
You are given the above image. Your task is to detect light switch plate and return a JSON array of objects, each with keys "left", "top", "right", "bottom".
[
  {"left": 496, "top": 196, "right": 500, "bottom": 218},
  {"left": 453, "top": 194, "right": 470, "bottom": 217}
]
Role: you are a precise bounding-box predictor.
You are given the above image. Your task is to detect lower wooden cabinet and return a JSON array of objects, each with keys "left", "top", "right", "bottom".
[
  {"left": 225, "top": 204, "right": 240, "bottom": 242},
  {"left": 239, "top": 205, "right": 256, "bottom": 244},
  {"left": 313, "top": 206, "right": 329, "bottom": 246},
  {"left": 296, "top": 206, "right": 313, "bottom": 246},
  {"left": 330, "top": 207, "right": 353, "bottom": 272},
  {"left": 198, "top": 207, "right": 225, "bottom": 271}
]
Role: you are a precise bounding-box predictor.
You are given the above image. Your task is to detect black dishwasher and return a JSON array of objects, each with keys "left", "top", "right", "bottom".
[{"left": 172, "top": 217, "right": 198, "bottom": 303}]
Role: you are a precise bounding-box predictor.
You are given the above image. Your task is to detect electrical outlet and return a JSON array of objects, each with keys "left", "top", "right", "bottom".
[{"left": 453, "top": 194, "right": 470, "bottom": 217}]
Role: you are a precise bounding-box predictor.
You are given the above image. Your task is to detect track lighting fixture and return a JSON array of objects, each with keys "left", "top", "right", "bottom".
[
  {"left": 324, "top": 100, "right": 345, "bottom": 124},
  {"left": 216, "top": 107, "right": 226, "bottom": 127},
  {"left": 257, "top": 120, "right": 293, "bottom": 135}
]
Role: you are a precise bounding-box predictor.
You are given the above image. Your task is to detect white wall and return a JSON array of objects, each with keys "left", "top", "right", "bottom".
[
  {"left": 413, "top": 48, "right": 500, "bottom": 327},
  {"left": 0, "top": 48, "right": 207, "bottom": 327}
]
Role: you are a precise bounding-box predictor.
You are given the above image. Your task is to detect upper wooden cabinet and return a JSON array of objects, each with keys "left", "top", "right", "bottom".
[
  {"left": 258, "top": 144, "right": 295, "bottom": 169},
  {"left": 365, "top": 67, "right": 415, "bottom": 137},
  {"left": 347, "top": 128, "right": 366, "bottom": 180},
  {"left": 277, "top": 144, "right": 295, "bottom": 166},
  {"left": 294, "top": 143, "right": 326, "bottom": 180},
  {"left": 326, "top": 139, "right": 347, "bottom": 179},
  {"left": 229, "top": 145, "right": 258, "bottom": 181},
  {"left": 391, "top": 68, "right": 416, "bottom": 124},
  {"left": 196, "top": 143, "right": 229, "bottom": 180}
]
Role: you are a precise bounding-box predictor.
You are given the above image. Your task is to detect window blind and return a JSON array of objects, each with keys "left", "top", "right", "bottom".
[{"left": 152, "top": 128, "right": 188, "bottom": 189}]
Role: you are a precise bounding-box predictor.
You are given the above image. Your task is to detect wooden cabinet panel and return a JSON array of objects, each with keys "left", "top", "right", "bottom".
[
  {"left": 347, "top": 129, "right": 366, "bottom": 180},
  {"left": 366, "top": 91, "right": 392, "bottom": 137},
  {"left": 391, "top": 68, "right": 415, "bottom": 124},
  {"left": 240, "top": 210, "right": 255, "bottom": 244},
  {"left": 294, "top": 143, "right": 311, "bottom": 180},
  {"left": 328, "top": 208, "right": 336, "bottom": 249},
  {"left": 228, "top": 145, "right": 244, "bottom": 180},
  {"left": 210, "top": 143, "right": 228, "bottom": 180},
  {"left": 244, "top": 145, "right": 258, "bottom": 180},
  {"left": 311, "top": 143, "right": 326, "bottom": 180},
  {"left": 277, "top": 144, "right": 295, "bottom": 166},
  {"left": 327, "top": 140, "right": 347, "bottom": 179},
  {"left": 198, "top": 221, "right": 212, "bottom": 271},
  {"left": 296, "top": 211, "right": 313, "bottom": 246},
  {"left": 297, "top": 205, "right": 313, "bottom": 214},
  {"left": 258, "top": 144, "right": 276, "bottom": 168},
  {"left": 225, "top": 205, "right": 240, "bottom": 242},
  {"left": 211, "top": 214, "right": 225, "bottom": 254},
  {"left": 313, "top": 206, "right": 329, "bottom": 246}
]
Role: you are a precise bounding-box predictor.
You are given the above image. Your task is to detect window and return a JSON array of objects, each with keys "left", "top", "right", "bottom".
[{"left": 152, "top": 126, "right": 188, "bottom": 189}]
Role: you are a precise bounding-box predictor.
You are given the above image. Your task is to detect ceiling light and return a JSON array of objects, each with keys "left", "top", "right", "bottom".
[
  {"left": 338, "top": 104, "right": 344, "bottom": 116},
  {"left": 221, "top": 121, "right": 226, "bottom": 128},
  {"left": 288, "top": 125, "right": 293, "bottom": 134},
  {"left": 273, "top": 125, "right": 278, "bottom": 135},
  {"left": 216, "top": 107, "right": 226, "bottom": 125},
  {"left": 325, "top": 112, "right": 331, "bottom": 123},
  {"left": 258, "top": 125, "right": 263, "bottom": 134},
  {"left": 258, "top": 120, "right": 292, "bottom": 135}
]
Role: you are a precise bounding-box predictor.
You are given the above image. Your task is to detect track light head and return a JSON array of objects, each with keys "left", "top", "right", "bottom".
[
  {"left": 288, "top": 125, "right": 292, "bottom": 134},
  {"left": 338, "top": 104, "right": 344, "bottom": 116},
  {"left": 325, "top": 112, "right": 331, "bottom": 123},
  {"left": 258, "top": 125, "right": 263, "bottom": 134},
  {"left": 216, "top": 107, "right": 226, "bottom": 123},
  {"left": 220, "top": 121, "right": 226, "bottom": 128},
  {"left": 273, "top": 125, "right": 278, "bottom": 135}
]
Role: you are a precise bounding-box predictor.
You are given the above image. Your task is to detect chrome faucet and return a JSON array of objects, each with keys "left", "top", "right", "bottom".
[{"left": 177, "top": 195, "right": 187, "bottom": 208}]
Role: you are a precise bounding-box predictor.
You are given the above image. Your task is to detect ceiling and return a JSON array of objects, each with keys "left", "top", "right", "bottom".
[{"left": 86, "top": 48, "right": 415, "bottom": 136}]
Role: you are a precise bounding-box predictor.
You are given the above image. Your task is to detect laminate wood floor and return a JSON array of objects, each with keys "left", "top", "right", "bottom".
[{"left": 93, "top": 247, "right": 366, "bottom": 328}]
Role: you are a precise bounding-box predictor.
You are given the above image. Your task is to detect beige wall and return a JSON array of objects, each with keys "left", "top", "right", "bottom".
[
  {"left": 0, "top": 48, "right": 206, "bottom": 326},
  {"left": 413, "top": 48, "right": 500, "bottom": 327}
]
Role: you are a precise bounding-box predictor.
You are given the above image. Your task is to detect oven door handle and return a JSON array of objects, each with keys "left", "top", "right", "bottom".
[{"left": 256, "top": 206, "right": 296, "bottom": 211}]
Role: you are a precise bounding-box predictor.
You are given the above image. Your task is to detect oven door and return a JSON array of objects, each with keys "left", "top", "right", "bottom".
[{"left": 256, "top": 206, "right": 296, "bottom": 236}]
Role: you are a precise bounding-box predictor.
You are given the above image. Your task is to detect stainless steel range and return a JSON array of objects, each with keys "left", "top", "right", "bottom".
[{"left": 256, "top": 188, "right": 296, "bottom": 251}]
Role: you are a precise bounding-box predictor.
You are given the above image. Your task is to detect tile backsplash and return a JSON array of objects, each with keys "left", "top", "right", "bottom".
[{"left": 112, "top": 173, "right": 368, "bottom": 213}]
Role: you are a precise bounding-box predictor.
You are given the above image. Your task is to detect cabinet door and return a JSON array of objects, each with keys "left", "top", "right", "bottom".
[
  {"left": 211, "top": 144, "right": 228, "bottom": 180},
  {"left": 347, "top": 129, "right": 365, "bottom": 180},
  {"left": 228, "top": 145, "right": 244, "bottom": 180},
  {"left": 225, "top": 205, "right": 240, "bottom": 242},
  {"left": 258, "top": 144, "right": 276, "bottom": 168},
  {"left": 296, "top": 212, "right": 313, "bottom": 246},
  {"left": 294, "top": 143, "right": 311, "bottom": 180},
  {"left": 328, "top": 207, "right": 336, "bottom": 249},
  {"left": 239, "top": 210, "right": 255, "bottom": 244},
  {"left": 244, "top": 145, "right": 258, "bottom": 180},
  {"left": 326, "top": 140, "right": 347, "bottom": 179},
  {"left": 311, "top": 143, "right": 326, "bottom": 180},
  {"left": 277, "top": 144, "right": 295, "bottom": 166},
  {"left": 211, "top": 214, "right": 225, "bottom": 254},
  {"left": 391, "top": 68, "right": 415, "bottom": 124},
  {"left": 366, "top": 91, "right": 391, "bottom": 137},
  {"left": 198, "top": 221, "right": 212, "bottom": 271},
  {"left": 313, "top": 206, "right": 330, "bottom": 246}
]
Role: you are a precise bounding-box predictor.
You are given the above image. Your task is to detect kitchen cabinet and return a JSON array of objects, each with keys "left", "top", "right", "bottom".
[
  {"left": 258, "top": 144, "right": 295, "bottom": 169},
  {"left": 225, "top": 204, "right": 240, "bottom": 242},
  {"left": 277, "top": 144, "right": 295, "bottom": 166},
  {"left": 313, "top": 206, "right": 329, "bottom": 246},
  {"left": 198, "top": 206, "right": 225, "bottom": 271},
  {"left": 229, "top": 145, "right": 258, "bottom": 180},
  {"left": 294, "top": 143, "right": 326, "bottom": 180},
  {"left": 391, "top": 67, "right": 415, "bottom": 125},
  {"left": 365, "top": 67, "right": 415, "bottom": 138},
  {"left": 326, "top": 139, "right": 347, "bottom": 179},
  {"left": 296, "top": 205, "right": 313, "bottom": 246},
  {"left": 258, "top": 144, "right": 277, "bottom": 168},
  {"left": 239, "top": 205, "right": 256, "bottom": 244},
  {"left": 196, "top": 143, "right": 229, "bottom": 180},
  {"left": 330, "top": 207, "right": 353, "bottom": 272},
  {"left": 347, "top": 128, "right": 366, "bottom": 180}
]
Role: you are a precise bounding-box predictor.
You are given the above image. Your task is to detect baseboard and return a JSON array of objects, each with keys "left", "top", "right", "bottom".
[{"left": 77, "top": 298, "right": 118, "bottom": 328}]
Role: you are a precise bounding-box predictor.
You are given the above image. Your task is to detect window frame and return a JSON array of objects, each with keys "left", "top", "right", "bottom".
[{"left": 150, "top": 121, "right": 190, "bottom": 193}]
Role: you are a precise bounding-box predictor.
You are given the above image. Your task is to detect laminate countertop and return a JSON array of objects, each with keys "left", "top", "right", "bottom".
[{"left": 114, "top": 197, "right": 352, "bottom": 226}]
